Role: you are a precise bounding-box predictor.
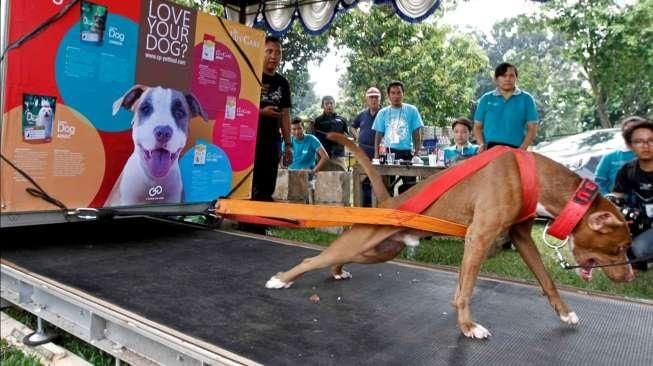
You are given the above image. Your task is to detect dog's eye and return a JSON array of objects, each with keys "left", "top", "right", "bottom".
[
  {"left": 172, "top": 102, "right": 186, "bottom": 120},
  {"left": 139, "top": 102, "right": 153, "bottom": 116}
]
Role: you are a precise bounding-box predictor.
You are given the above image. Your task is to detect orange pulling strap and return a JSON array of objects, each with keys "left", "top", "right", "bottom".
[
  {"left": 217, "top": 147, "right": 539, "bottom": 238},
  {"left": 216, "top": 199, "right": 467, "bottom": 237}
]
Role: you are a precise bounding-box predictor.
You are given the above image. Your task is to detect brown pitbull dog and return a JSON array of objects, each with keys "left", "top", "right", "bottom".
[{"left": 266, "top": 133, "right": 635, "bottom": 339}]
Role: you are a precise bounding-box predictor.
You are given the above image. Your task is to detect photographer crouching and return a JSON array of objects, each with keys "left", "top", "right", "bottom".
[{"left": 609, "top": 118, "right": 653, "bottom": 272}]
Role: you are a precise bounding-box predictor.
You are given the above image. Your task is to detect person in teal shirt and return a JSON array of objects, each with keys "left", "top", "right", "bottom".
[
  {"left": 474, "top": 62, "right": 539, "bottom": 151},
  {"left": 594, "top": 116, "right": 646, "bottom": 194},
  {"left": 287, "top": 118, "right": 329, "bottom": 173},
  {"left": 444, "top": 117, "right": 479, "bottom": 166}
]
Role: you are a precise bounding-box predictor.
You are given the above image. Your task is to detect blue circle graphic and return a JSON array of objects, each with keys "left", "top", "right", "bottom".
[
  {"left": 55, "top": 15, "right": 137, "bottom": 132},
  {"left": 180, "top": 140, "right": 233, "bottom": 202}
]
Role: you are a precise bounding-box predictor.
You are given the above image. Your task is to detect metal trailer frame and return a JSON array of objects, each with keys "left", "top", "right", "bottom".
[{"left": 1, "top": 263, "right": 260, "bottom": 366}]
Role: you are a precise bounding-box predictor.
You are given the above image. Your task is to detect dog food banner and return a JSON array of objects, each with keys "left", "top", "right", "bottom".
[{"left": 1, "top": 0, "right": 264, "bottom": 213}]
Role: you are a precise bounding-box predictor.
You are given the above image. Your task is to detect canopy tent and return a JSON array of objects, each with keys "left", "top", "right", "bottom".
[{"left": 219, "top": 0, "right": 550, "bottom": 36}]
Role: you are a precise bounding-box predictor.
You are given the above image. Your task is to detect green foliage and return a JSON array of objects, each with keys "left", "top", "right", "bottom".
[
  {"left": 543, "top": 0, "right": 653, "bottom": 128},
  {"left": 0, "top": 339, "right": 41, "bottom": 366},
  {"left": 172, "top": 0, "right": 223, "bottom": 14},
  {"left": 330, "top": 7, "right": 488, "bottom": 125},
  {"left": 276, "top": 24, "right": 330, "bottom": 115}
]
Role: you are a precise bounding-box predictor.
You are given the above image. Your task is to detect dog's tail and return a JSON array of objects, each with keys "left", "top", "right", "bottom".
[{"left": 327, "top": 133, "right": 390, "bottom": 203}]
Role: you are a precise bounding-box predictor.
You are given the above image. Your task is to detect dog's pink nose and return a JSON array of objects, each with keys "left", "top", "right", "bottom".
[{"left": 154, "top": 126, "right": 173, "bottom": 144}]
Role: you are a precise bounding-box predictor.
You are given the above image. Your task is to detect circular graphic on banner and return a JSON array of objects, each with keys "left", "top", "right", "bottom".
[
  {"left": 212, "top": 98, "right": 258, "bottom": 171},
  {"left": 2, "top": 105, "right": 105, "bottom": 211},
  {"left": 55, "top": 15, "right": 137, "bottom": 132},
  {"left": 179, "top": 139, "right": 233, "bottom": 202},
  {"left": 191, "top": 38, "right": 241, "bottom": 121}
]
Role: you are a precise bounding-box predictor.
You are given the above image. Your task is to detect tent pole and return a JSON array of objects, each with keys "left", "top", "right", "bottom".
[{"left": 239, "top": 0, "right": 247, "bottom": 24}]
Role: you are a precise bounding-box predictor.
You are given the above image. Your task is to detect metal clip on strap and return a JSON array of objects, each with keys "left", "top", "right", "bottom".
[{"left": 543, "top": 221, "right": 571, "bottom": 269}]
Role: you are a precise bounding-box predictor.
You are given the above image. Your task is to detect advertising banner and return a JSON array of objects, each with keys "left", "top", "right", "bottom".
[{"left": 1, "top": 0, "right": 264, "bottom": 213}]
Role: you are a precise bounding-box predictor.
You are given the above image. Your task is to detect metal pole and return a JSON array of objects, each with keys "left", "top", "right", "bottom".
[{"left": 238, "top": 0, "right": 247, "bottom": 24}]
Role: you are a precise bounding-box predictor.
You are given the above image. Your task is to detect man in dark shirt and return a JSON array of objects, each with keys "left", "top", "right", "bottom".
[
  {"left": 252, "top": 36, "right": 293, "bottom": 202},
  {"left": 612, "top": 119, "right": 653, "bottom": 272},
  {"left": 350, "top": 87, "right": 381, "bottom": 206},
  {"left": 312, "top": 96, "right": 349, "bottom": 171}
]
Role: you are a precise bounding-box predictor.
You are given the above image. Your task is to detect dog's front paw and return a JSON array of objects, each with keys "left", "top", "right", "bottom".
[
  {"left": 559, "top": 311, "right": 579, "bottom": 325},
  {"left": 333, "top": 270, "right": 352, "bottom": 280},
  {"left": 265, "top": 275, "right": 293, "bottom": 289},
  {"left": 461, "top": 322, "right": 492, "bottom": 339}
]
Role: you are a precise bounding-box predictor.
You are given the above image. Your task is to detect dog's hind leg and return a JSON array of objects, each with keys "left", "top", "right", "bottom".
[
  {"left": 453, "top": 222, "right": 506, "bottom": 339},
  {"left": 266, "top": 225, "right": 402, "bottom": 289},
  {"left": 330, "top": 264, "right": 352, "bottom": 280},
  {"left": 510, "top": 221, "right": 578, "bottom": 325}
]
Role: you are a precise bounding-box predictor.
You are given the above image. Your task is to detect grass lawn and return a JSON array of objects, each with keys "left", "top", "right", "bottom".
[
  {"left": 270, "top": 222, "right": 653, "bottom": 300},
  {"left": 2, "top": 307, "right": 115, "bottom": 366},
  {"left": 0, "top": 339, "right": 41, "bottom": 366}
]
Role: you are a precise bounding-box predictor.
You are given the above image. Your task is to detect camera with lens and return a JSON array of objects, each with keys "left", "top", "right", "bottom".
[
  {"left": 606, "top": 194, "right": 647, "bottom": 234},
  {"left": 620, "top": 206, "right": 641, "bottom": 223}
]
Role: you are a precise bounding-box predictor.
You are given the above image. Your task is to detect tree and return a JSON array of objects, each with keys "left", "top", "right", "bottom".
[
  {"left": 331, "top": 6, "right": 488, "bottom": 126},
  {"left": 543, "top": 0, "right": 653, "bottom": 128},
  {"left": 475, "top": 16, "right": 596, "bottom": 140},
  {"left": 274, "top": 24, "right": 330, "bottom": 115}
]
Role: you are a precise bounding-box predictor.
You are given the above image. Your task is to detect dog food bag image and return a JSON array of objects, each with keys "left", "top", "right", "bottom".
[
  {"left": 201, "top": 35, "right": 215, "bottom": 61},
  {"left": 22, "top": 94, "right": 56, "bottom": 143},
  {"left": 80, "top": 1, "right": 108, "bottom": 43}
]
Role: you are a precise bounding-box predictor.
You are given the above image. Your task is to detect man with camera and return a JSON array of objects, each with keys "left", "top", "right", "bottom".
[{"left": 610, "top": 118, "right": 653, "bottom": 272}]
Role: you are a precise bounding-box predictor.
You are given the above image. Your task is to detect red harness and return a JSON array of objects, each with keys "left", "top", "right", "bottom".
[
  {"left": 231, "top": 146, "right": 594, "bottom": 239},
  {"left": 400, "top": 146, "right": 538, "bottom": 223},
  {"left": 402, "top": 146, "right": 598, "bottom": 239}
]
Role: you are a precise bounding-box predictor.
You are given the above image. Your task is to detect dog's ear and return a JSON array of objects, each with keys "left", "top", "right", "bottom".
[
  {"left": 587, "top": 211, "right": 624, "bottom": 234},
  {"left": 185, "top": 93, "right": 209, "bottom": 122},
  {"left": 112, "top": 85, "right": 147, "bottom": 116}
]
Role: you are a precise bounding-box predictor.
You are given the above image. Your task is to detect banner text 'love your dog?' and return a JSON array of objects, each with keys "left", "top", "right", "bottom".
[{"left": 145, "top": 0, "right": 191, "bottom": 64}]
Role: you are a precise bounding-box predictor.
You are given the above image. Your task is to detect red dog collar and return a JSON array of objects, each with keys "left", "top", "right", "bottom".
[{"left": 547, "top": 179, "right": 599, "bottom": 239}]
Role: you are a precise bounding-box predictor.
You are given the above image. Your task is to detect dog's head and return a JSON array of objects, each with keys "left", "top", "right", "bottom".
[
  {"left": 570, "top": 197, "right": 634, "bottom": 282},
  {"left": 37, "top": 100, "right": 53, "bottom": 126},
  {"left": 113, "top": 85, "right": 208, "bottom": 178}
]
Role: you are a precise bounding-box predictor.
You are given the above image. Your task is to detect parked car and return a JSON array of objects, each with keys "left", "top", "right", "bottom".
[{"left": 533, "top": 128, "right": 624, "bottom": 179}]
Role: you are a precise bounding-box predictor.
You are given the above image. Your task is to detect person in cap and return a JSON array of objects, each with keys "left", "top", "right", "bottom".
[
  {"left": 443, "top": 116, "right": 480, "bottom": 166},
  {"left": 311, "top": 95, "right": 350, "bottom": 171},
  {"left": 350, "top": 87, "right": 382, "bottom": 206}
]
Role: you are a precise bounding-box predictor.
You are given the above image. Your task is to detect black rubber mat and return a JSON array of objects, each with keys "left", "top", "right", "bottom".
[{"left": 2, "top": 219, "right": 652, "bottom": 366}]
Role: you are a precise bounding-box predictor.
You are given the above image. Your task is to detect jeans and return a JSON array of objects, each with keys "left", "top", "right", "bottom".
[{"left": 631, "top": 228, "right": 653, "bottom": 262}]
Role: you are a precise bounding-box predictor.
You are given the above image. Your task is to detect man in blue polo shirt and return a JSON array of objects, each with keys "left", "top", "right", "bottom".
[{"left": 474, "top": 62, "right": 539, "bottom": 151}]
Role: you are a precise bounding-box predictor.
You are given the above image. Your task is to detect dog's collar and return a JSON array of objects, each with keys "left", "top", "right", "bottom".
[{"left": 546, "top": 179, "right": 599, "bottom": 240}]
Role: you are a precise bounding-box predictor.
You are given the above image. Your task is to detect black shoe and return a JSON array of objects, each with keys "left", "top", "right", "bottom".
[{"left": 238, "top": 223, "right": 268, "bottom": 235}]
